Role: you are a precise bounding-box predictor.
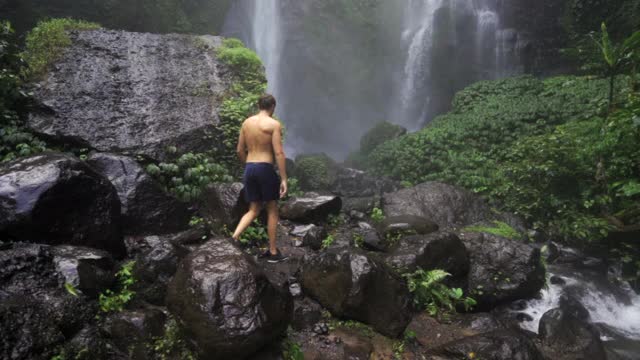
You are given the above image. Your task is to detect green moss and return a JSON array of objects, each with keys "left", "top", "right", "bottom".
[
  {"left": 464, "top": 221, "right": 522, "bottom": 240},
  {"left": 216, "top": 38, "right": 263, "bottom": 74},
  {"left": 295, "top": 154, "right": 335, "bottom": 191},
  {"left": 22, "top": 18, "right": 100, "bottom": 78}
]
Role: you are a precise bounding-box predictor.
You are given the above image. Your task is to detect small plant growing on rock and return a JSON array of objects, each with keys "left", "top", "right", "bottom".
[
  {"left": 353, "top": 232, "right": 365, "bottom": 248},
  {"left": 370, "top": 207, "right": 385, "bottom": 224},
  {"left": 281, "top": 338, "right": 304, "bottom": 360},
  {"left": 98, "top": 261, "right": 136, "bottom": 313},
  {"left": 327, "top": 213, "right": 345, "bottom": 228},
  {"left": 464, "top": 221, "right": 522, "bottom": 240},
  {"left": 150, "top": 318, "right": 195, "bottom": 360},
  {"left": 404, "top": 269, "right": 476, "bottom": 316},
  {"left": 321, "top": 234, "right": 335, "bottom": 249},
  {"left": 240, "top": 220, "right": 268, "bottom": 245}
]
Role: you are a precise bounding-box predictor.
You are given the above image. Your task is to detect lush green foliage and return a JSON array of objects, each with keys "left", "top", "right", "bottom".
[
  {"left": 0, "top": 21, "right": 48, "bottom": 163},
  {"left": 294, "top": 154, "right": 334, "bottom": 191},
  {"left": 370, "top": 207, "right": 385, "bottom": 224},
  {"left": 22, "top": 18, "right": 100, "bottom": 78},
  {"left": 146, "top": 152, "right": 232, "bottom": 202},
  {"left": 321, "top": 234, "right": 336, "bottom": 250},
  {"left": 285, "top": 177, "right": 304, "bottom": 198},
  {"left": 150, "top": 318, "right": 195, "bottom": 360},
  {"left": 348, "top": 121, "right": 407, "bottom": 167},
  {"left": 214, "top": 38, "right": 267, "bottom": 174},
  {"left": 282, "top": 338, "right": 304, "bottom": 360},
  {"left": 464, "top": 221, "right": 523, "bottom": 240},
  {"left": 239, "top": 220, "right": 269, "bottom": 245},
  {"left": 404, "top": 269, "right": 476, "bottom": 316},
  {"left": 98, "top": 261, "right": 136, "bottom": 313}
]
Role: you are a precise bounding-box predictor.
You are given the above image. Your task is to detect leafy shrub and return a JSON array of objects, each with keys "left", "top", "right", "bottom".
[
  {"left": 216, "top": 38, "right": 263, "bottom": 74},
  {"left": 239, "top": 220, "right": 268, "bottom": 245},
  {"left": 282, "top": 338, "right": 304, "bottom": 360},
  {"left": 295, "top": 154, "right": 335, "bottom": 191},
  {"left": 285, "top": 177, "right": 304, "bottom": 198},
  {"left": 464, "top": 221, "right": 522, "bottom": 240},
  {"left": 321, "top": 234, "right": 335, "bottom": 249},
  {"left": 404, "top": 269, "right": 476, "bottom": 316},
  {"left": 370, "top": 207, "right": 384, "bottom": 224},
  {"left": 146, "top": 152, "right": 233, "bottom": 202},
  {"left": 98, "top": 261, "right": 136, "bottom": 313},
  {"left": 22, "top": 18, "right": 100, "bottom": 78},
  {"left": 150, "top": 318, "right": 195, "bottom": 360}
]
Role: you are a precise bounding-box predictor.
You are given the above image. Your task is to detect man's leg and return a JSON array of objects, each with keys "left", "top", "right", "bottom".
[
  {"left": 265, "top": 200, "right": 279, "bottom": 254},
  {"left": 232, "top": 202, "right": 262, "bottom": 241}
]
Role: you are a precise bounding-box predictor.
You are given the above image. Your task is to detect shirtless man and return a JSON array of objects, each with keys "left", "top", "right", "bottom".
[{"left": 232, "top": 94, "right": 288, "bottom": 263}]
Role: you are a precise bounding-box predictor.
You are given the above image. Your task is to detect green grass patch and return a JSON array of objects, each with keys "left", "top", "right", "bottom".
[
  {"left": 23, "top": 18, "right": 100, "bottom": 78},
  {"left": 464, "top": 221, "right": 522, "bottom": 240}
]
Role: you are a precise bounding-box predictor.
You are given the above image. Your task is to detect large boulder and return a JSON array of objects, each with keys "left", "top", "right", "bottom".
[
  {"left": 0, "top": 153, "right": 124, "bottom": 256},
  {"left": 385, "top": 231, "right": 469, "bottom": 284},
  {"left": 537, "top": 296, "right": 607, "bottom": 360},
  {"left": 200, "top": 182, "right": 248, "bottom": 229},
  {"left": 293, "top": 153, "right": 338, "bottom": 192},
  {"left": 0, "top": 244, "right": 96, "bottom": 360},
  {"left": 102, "top": 306, "right": 167, "bottom": 358},
  {"left": 28, "top": 30, "right": 233, "bottom": 161},
  {"left": 382, "top": 182, "right": 521, "bottom": 230},
  {"left": 87, "top": 152, "right": 191, "bottom": 235},
  {"left": 377, "top": 215, "right": 440, "bottom": 240},
  {"left": 301, "top": 249, "right": 413, "bottom": 337},
  {"left": 280, "top": 195, "right": 342, "bottom": 223},
  {"left": 460, "top": 232, "right": 546, "bottom": 310},
  {"left": 167, "top": 238, "right": 292, "bottom": 359},
  {"left": 426, "top": 330, "right": 544, "bottom": 360},
  {"left": 332, "top": 167, "right": 399, "bottom": 198}
]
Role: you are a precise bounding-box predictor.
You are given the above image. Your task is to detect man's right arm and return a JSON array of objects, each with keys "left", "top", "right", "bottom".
[
  {"left": 272, "top": 122, "right": 288, "bottom": 197},
  {"left": 237, "top": 122, "right": 247, "bottom": 164}
]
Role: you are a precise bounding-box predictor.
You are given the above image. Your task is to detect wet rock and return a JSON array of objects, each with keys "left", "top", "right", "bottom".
[
  {"left": 28, "top": 30, "right": 233, "bottom": 161},
  {"left": 357, "top": 222, "right": 385, "bottom": 252},
  {"left": 385, "top": 231, "right": 469, "bottom": 283},
  {"left": 0, "top": 244, "right": 96, "bottom": 360},
  {"left": 51, "top": 245, "right": 115, "bottom": 298},
  {"left": 382, "top": 181, "right": 517, "bottom": 230},
  {"left": 332, "top": 167, "right": 398, "bottom": 198},
  {"left": 280, "top": 195, "right": 342, "bottom": 223},
  {"left": 102, "top": 306, "right": 167, "bottom": 357},
  {"left": 288, "top": 326, "right": 375, "bottom": 360},
  {"left": 550, "top": 275, "right": 566, "bottom": 285},
  {"left": 0, "top": 153, "right": 124, "bottom": 256},
  {"left": 377, "top": 215, "right": 439, "bottom": 238},
  {"left": 292, "top": 297, "right": 323, "bottom": 331},
  {"left": 62, "top": 325, "right": 124, "bottom": 360},
  {"left": 167, "top": 238, "right": 292, "bottom": 359},
  {"left": 301, "top": 249, "right": 413, "bottom": 337},
  {"left": 200, "top": 182, "right": 248, "bottom": 229},
  {"left": 407, "top": 313, "right": 478, "bottom": 350},
  {"left": 342, "top": 196, "right": 380, "bottom": 215},
  {"left": 426, "top": 330, "right": 544, "bottom": 360},
  {"left": 460, "top": 232, "right": 546, "bottom": 310},
  {"left": 125, "top": 230, "right": 201, "bottom": 305},
  {"left": 290, "top": 224, "right": 326, "bottom": 250},
  {"left": 87, "top": 152, "right": 191, "bottom": 235},
  {"left": 537, "top": 296, "right": 606, "bottom": 360}
]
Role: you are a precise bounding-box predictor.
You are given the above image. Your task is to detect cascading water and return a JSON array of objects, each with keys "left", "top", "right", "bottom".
[{"left": 223, "top": 0, "right": 523, "bottom": 157}]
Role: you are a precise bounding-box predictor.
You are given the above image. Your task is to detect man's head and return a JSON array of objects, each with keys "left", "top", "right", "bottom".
[{"left": 258, "top": 94, "right": 276, "bottom": 115}]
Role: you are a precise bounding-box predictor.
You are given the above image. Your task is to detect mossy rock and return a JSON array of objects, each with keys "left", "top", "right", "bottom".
[
  {"left": 294, "top": 153, "right": 338, "bottom": 192},
  {"left": 359, "top": 121, "right": 407, "bottom": 156}
]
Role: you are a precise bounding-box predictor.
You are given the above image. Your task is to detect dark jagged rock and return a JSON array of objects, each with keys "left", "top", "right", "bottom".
[
  {"left": 342, "top": 196, "right": 380, "bottom": 215},
  {"left": 292, "top": 298, "right": 324, "bottom": 331},
  {"left": 167, "top": 238, "right": 292, "bottom": 359},
  {"left": 290, "top": 224, "right": 326, "bottom": 250},
  {"left": 51, "top": 245, "right": 115, "bottom": 298},
  {"left": 460, "top": 232, "right": 546, "bottom": 310},
  {"left": 377, "top": 215, "right": 439, "bottom": 238},
  {"left": 357, "top": 222, "right": 385, "bottom": 252},
  {"left": 200, "top": 182, "right": 248, "bottom": 229},
  {"left": 537, "top": 296, "right": 607, "bottom": 360},
  {"left": 102, "top": 307, "right": 167, "bottom": 358},
  {"left": 301, "top": 249, "right": 413, "bottom": 337},
  {"left": 28, "top": 30, "right": 233, "bottom": 161},
  {"left": 382, "top": 181, "right": 522, "bottom": 230},
  {"left": 62, "top": 325, "right": 125, "bottom": 360},
  {"left": 426, "top": 330, "right": 544, "bottom": 360},
  {"left": 125, "top": 228, "right": 208, "bottom": 305},
  {"left": 280, "top": 195, "right": 342, "bottom": 223},
  {"left": 332, "top": 167, "right": 399, "bottom": 198},
  {"left": 0, "top": 152, "right": 124, "bottom": 255},
  {"left": 406, "top": 313, "right": 479, "bottom": 351},
  {"left": 385, "top": 231, "right": 469, "bottom": 283},
  {"left": 87, "top": 152, "right": 191, "bottom": 235},
  {"left": 0, "top": 244, "right": 96, "bottom": 360}
]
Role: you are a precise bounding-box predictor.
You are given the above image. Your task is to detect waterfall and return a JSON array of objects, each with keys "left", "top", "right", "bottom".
[{"left": 223, "top": 0, "right": 523, "bottom": 158}]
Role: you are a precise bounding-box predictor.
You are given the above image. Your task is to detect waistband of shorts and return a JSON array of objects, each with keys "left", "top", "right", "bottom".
[{"left": 245, "top": 162, "right": 274, "bottom": 167}]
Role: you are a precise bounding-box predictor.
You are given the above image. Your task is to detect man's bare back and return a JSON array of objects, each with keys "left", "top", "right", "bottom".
[{"left": 240, "top": 114, "right": 281, "bottom": 164}]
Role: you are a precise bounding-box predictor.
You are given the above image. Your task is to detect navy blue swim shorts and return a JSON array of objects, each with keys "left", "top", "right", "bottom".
[{"left": 243, "top": 162, "right": 280, "bottom": 202}]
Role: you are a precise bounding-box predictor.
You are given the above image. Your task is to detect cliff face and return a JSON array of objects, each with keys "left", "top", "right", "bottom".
[{"left": 28, "top": 29, "right": 233, "bottom": 161}]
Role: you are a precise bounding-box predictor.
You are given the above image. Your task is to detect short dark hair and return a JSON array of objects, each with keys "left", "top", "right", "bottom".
[{"left": 258, "top": 94, "right": 276, "bottom": 110}]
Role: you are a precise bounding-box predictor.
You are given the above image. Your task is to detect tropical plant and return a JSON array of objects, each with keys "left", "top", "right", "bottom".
[
  {"left": 404, "top": 269, "right": 476, "bottom": 316},
  {"left": 239, "top": 220, "right": 268, "bottom": 245},
  {"left": 370, "top": 207, "right": 385, "bottom": 223},
  {"left": 321, "top": 234, "right": 335, "bottom": 249},
  {"left": 591, "top": 23, "right": 640, "bottom": 109},
  {"left": 98, "top": 261, "right": 136, "bottom": 313}
]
